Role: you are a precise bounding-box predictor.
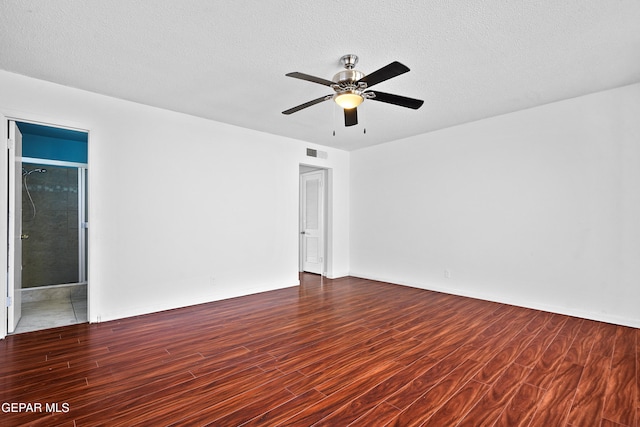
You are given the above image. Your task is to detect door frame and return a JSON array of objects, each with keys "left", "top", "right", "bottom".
[
  {"left": 299, "top": 165, "right": 329, "bottom": 276},
  {"left": 1, "top": 112, "right": 90, "bottom": 339},
  {"left": 7, "top": 121, "right": 22, "bottom": 332}
]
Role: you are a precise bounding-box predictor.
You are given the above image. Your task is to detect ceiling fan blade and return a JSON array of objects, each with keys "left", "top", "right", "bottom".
[
  {"left": 282, "top": 95, "right": 332, "bottom": 115},
  {"left": 344, "top": 107, "right": 358, "bottom": 127},
  {"left": 367, "top": 91, "right": 424, "bottom": 110},
  {"left": 357, "top": 61, "right": 410, "bottom": 88},
  {"left": 285, "top": 72, "right": 335, "bottom": 87}
]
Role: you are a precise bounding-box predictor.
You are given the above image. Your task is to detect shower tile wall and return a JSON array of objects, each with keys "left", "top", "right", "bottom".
[{"left": 22, "top": 164, "right": 79, "bottom": 288}]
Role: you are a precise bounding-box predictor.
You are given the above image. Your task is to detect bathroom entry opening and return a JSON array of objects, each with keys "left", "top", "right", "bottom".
[{"left": 6, "top": 120, "right": 88, "bottom": 333}]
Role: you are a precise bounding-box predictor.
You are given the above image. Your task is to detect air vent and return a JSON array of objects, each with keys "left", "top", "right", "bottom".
[{"left": 306, "top": 148, "right": 327, "bottom": 159}]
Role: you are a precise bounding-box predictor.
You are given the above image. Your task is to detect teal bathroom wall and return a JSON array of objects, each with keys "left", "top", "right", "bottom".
[{"left": 18, "top": 121, "right": 87, "bottom": 163}]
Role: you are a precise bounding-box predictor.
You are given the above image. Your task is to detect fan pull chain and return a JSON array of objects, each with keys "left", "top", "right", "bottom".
[
  {"left": 362, "top": 104, "right": 366, "bottom": 134},
  {"left": 332, "top": 102, "right": 336, "bottom": 136}
]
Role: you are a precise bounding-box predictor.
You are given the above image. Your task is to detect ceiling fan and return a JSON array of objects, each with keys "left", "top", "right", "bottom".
[{"left": 282, "top": 54, "right": 424, "bottom": 127}]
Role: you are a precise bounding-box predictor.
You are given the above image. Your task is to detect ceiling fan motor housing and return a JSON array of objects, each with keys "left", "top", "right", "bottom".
[{"left": 332, "top": 69, "right": 365, "bottom": 86}]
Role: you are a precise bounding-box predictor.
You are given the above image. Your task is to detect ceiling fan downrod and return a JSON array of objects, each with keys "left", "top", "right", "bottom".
[{"left": 340, "top": 54, "right": 359, "bottom": 70}]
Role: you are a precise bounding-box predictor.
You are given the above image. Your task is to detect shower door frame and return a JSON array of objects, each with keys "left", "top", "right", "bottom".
[{"left": 21, "top": 157, "right": 89, "bottom": 286}]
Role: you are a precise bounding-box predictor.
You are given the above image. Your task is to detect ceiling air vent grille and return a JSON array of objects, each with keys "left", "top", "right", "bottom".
[{"left": 306, "top": 148, "right": 327, "bottom": 159}]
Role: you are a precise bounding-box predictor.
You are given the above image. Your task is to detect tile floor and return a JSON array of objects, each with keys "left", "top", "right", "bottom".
[{"left": 12, "top": 284, "right": 87, "bottom": 334}]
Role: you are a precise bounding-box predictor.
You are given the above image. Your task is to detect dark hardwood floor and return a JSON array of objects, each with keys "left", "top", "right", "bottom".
[{"left": 0, "top": 274, "right": 637, "bottom": 426}]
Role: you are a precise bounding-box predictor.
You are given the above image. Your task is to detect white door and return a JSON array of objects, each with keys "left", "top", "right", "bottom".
[
  {"left": 0, "top": 114, "right": 7, "bottom": 338},
  {"left": 301, "top": 170, "right": 325, "bottom": 274},
  {"left": 7, "top": 121, "right": 23, "bottom": 332}
]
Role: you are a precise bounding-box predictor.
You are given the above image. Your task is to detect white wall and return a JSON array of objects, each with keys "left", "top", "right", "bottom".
[
  {"left": 350, "top": 83, "right": 640, "bottom": 327},
  {"left": 0, "top": 70, "right": 349, "bottom": 328},
  {"left": 3, "top": 68, "right": 638, "bottom": 333}
]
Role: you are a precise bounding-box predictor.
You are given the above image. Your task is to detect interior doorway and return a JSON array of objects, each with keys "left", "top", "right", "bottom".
[
  {"left": 299, "top": 165, "right": 328, "bottom": 276},
  {"left": 7, "top": 120, "right": 88, "bottom": 334}
]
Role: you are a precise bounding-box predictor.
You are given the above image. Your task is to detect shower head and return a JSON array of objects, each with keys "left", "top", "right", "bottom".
[{"left": 23, "top": 168, "right": 47, "bottom": 175}]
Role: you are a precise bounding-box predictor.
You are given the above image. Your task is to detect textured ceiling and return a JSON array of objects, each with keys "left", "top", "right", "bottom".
[{"left": 1, "top": 1, "right": 640, "bottom": 151}]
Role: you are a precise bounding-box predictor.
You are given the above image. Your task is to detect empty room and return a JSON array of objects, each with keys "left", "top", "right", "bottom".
[{"left": 1, "top": 1, "right": 639, "bottom": 426}]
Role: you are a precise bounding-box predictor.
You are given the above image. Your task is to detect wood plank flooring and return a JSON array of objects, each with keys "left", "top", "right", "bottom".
[{"left": 0, "top": 274, "right": 637, "bottom": 426}]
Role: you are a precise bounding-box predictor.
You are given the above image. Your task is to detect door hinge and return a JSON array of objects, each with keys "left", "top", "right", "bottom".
[
  {"left": 7, "top": 138, "right": 14, "bottom": 150},
  {"left": 6, "top": 296, "right": 12, "bottom": 307}
]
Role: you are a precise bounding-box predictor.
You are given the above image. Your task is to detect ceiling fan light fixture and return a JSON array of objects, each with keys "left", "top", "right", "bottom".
[
  {"left": 282, "top": 54, "right": 423, "bottom": 127},
  {"left": 334, "top": 91, "right": 364, "bottom": 109}
]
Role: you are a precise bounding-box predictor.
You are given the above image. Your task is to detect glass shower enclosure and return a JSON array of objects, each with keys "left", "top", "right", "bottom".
[{"left": 21, "top": 162, "right": 88, "bottom": 288}]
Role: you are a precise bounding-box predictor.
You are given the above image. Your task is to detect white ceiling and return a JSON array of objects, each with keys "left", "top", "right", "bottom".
[{"left": 1, "top": 1, "right": 640, "bottom": 151}]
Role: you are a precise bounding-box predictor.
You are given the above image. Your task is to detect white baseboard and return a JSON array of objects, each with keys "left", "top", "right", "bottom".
[{"left": 349, "top": 272, "right": 640, "bottom": 329}]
